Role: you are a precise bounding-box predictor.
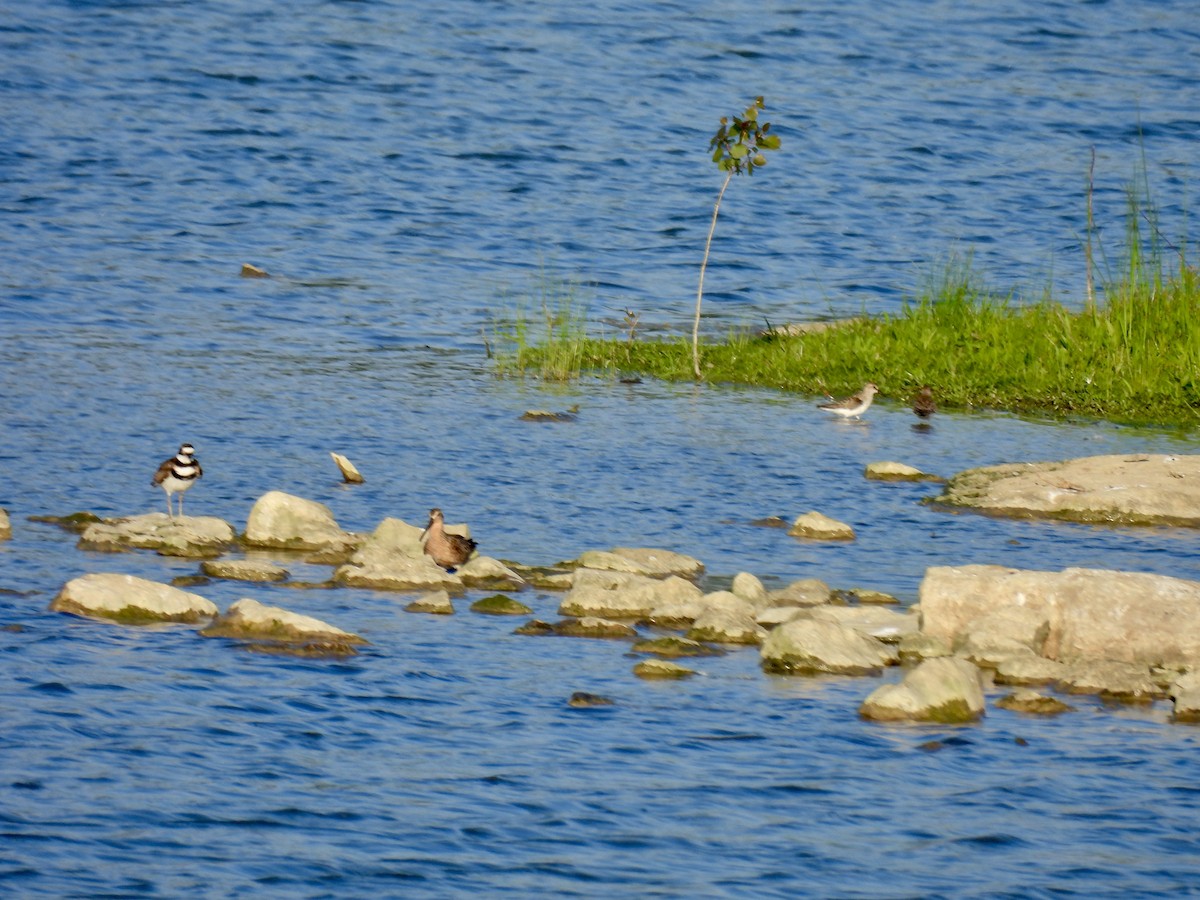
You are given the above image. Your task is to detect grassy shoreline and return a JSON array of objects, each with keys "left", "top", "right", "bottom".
[{"left": 496, "top": 218, "right": 1200, "bottom": 430}]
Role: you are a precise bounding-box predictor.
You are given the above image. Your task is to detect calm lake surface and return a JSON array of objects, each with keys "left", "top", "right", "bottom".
[{"left": 2, "top": 1, "right": 1199, "bottom": 896}]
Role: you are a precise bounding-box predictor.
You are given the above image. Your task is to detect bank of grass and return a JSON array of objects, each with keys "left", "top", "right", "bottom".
[{"left": 497, "top": 224, "right": 1200, "bottom": 429}]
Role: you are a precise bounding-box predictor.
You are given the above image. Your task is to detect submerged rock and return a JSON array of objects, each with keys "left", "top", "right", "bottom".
[
  {"left": 200, "top": 559, "right": 289, "bottom": 583},
  {"left": 761, "top": 618, "right": 896, "bottom": 676},
  {"left": 788, "top": 512, "right": 855, "bottom": 541},
  {"left": 934, "top": 453, "right": 1200, "bottom": 526},
  {"left": 568, "top": 692, "right": 613, "bottom": 707},
  {"left": 78, "top": 513, "right": 236, "bottom": 558},
  {"left": 631, "top": 636, "right": 724, "bottom": 658},
  {"left": 50, "top": 573, "right": 217, "bottom": 625},
  {"left": 470, "top": 594, "right": 533, "bottom": 616},
  {"left": 243, "top": 491, "right": 360, "bottom": 553},
  {"left": 996, "top": 689, "right": 1075, "bottom": 716},
  {"left": 859, "top": 657, "right": 986, "bottom": 723},
  {"left": 634, "top": 659, "right": 696, "bottom": 679},
  {"left": 515, "top": 617, "right": 636, "bottom": 639},
  {"left": 201, "top": 598, "right": 366, "bottom": 656}
]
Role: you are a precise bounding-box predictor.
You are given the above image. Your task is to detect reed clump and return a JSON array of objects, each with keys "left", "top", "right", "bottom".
[{"left": 496, "top": 196, "right": 1200, "bottom": 428}]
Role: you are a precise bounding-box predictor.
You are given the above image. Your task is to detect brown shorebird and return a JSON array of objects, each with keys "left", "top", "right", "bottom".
[
  {"left": 152, "top": 443, "right": 202, "bottom": 518},
  {"left": 818, "top": 382, "right": 879, "bottom": 419},
  {"left": 912, "top": 385, "right": 937, "bottom": 419},
  {"left": 421, "top": 508, "right": 478, "bottom": 571}
]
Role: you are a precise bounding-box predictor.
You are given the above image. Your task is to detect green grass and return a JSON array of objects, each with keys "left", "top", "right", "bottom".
[{"left": 494, "top": 195, "right": 1200, "bottom": 428}]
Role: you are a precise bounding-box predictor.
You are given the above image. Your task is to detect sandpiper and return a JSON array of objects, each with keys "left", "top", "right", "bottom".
[
  {"left": 817, "top": 382, "right": 879, "bottom": 419},
  {"left": 421, "top": 508, "right": 478, "bottom": 572},
  {"left": 912, "top": 385, "right": 937, "bottom": 419},
  {"left": 152, "top": 443, "right": 202, "bottom": 519}
]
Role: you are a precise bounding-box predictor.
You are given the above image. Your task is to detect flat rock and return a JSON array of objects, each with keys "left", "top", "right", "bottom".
[
  {"left": 243, "top": 491, "right": 360, "bottom": 552},
  {"left": 634, "top": 660, "right": 696, "bottom": 679},
  {"left": 920, "top": 565, "right": 1200, "bottom": 667},
  {"left": 995, "top": 689, "right": 1075, "bottom": 715},
  {"left": 333, "top": 517, "right": 462, "bottom": 591},
  {"left": 78, "top": 513, "right": 236, "bottom": 558},
  {"left": 470, "top": 594, "right": 533, "bottom": 615},
  {"left": 50, "top": 573, "right": 218, "bottom": 625},
  {"left": 574, "top": 547, "right": 704, "bottom": 579},
  {"left": 201, "top": 597, "right": 365, "bottom": 643},
  {"left": 562, "top": 569, "right": 702, "bottom": 620},
  {"left": 200, "top": 559, "right": 289, "bottom": 582},
  {"left": 405, "top": 591, "right": 455, "bottom": 615},
  {"left": 864, "top": 461, "right": 942, "bottom": 482},
  {"left": 804, "top": 606, "right": 918, "bottom": 643},
  {"left": 788, "top": 511, "right": 855, "bottom": 541},
  {"left": 761, "top": 618, "right": 896, "bottom": 676},
  {"left": 934, "top": 454, "right": 1200, "bottom": 526},
  {"left": 631, "top": 636, "right": 724, "bottom": 658},
  {"left": 859, "top": 657, "right": 986, "bottom": 723}
]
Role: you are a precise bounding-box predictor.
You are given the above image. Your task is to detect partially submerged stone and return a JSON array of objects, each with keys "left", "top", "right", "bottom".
[
  {"left": 50, "top": 573, "right": 217, "bottom": 625},
  {"left": 767, "top": 578, "right": 833, "bottom": 607},
  {"left": 859, "top": 657, "right": 986, "bottom": 723},
  {"left": 201, "top": 559, "right": 289, "bottom": 583},
  {"left": 30, "top": 511, "right": 104, "bottom": 533},
  {"left": 0, "top": 508, "right": 10, "bottom": 540},
  {"left": 934, "top": 454, "right": 1200, "bottom": 526},
  {"left": 79, "top": 513, "right": 236, "bottom": 558},
  {"left": 516, "top": 617, "right": 636, "bottom": 639},
  {"left": 574, "top": 547, "right": 704, "bottom": 579},
  {"left": 838, "top": 588, "right": 900, "bottom": 606},
  {"left": 456, "top": 555, "right": 526, "bottom": 590},
  {"left": 634, "top": 659, "right": 696, "bottom": 679},
  {"left": 804, "top": 605, "right": 918, "bottom": 643},
  {"left": 562, "top": 569, "right": 702, "bottom": 620},
  {"left": 470, "top": 594, "right": 533, "bottom": 615},
  {"left": 864, "top": 461, "right": 942, "bottom": 482},
  {"left": 730, "top": 572, "right": 768, "bottom": 605},
  {"left": 897, "top": 632, "right": 952, "bottom": 662},
  {"left": 405, "top": 591, "right": 455, "bottom": 615},
  {"left": 568, "top": 692, "right": 613, "bottom": 707},
  {"left": 761, "top": 618, "right": 896, "bottom": 676},
  {"left": 686, "top": 600, "right": 767, "bottom": 646},
  {"left": 1057, "top": 660, "right": 1165, "bottom": 703},
  {"left": 330, "top": 452, "right": 364, "bottom": 484},
  {"left": 200, "top": 598, "right": 366, "bottom": 651},
  {"left": 1169, "top": 672, "right": 1200, "bottom": 723},
  {"left": 631, "top": 636, "right": 724, "bottom": 658},
  {"left": 788, "top": 511, "right": 855, "bottom": 541},
  {"left": 995, "top": 689, "right": 1075, "bottom": 716},
  {"left": 244, "top": 491, "right": 359, "bottom": 553},
  {"left": 333, "top": 517, "right": 462, "bottom": 591}
]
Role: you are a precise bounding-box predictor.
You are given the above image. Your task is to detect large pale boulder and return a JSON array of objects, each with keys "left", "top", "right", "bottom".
[
  {"left": 935, "top": 454, "right": 1200, "bottom": 526},
  {"left": 243, "top": 491, "right": 359, "bottom": 552},
  {"left": 920, "top": 565, "right": 1200, "bottom": 667},
  {"left": 78, "top": 513, "right": 236, "bottom": 558},
  {"left": 562, "top": 569, "right": 702, "bottom": 619},
  {"left": 333, "top": 517, "right": 462, "bottom": 591},
  {"left": 859, "top": 657, "right": 985, "bottom": 723},
  {"left": 730, "top": 572, "right": 768, "bottom": 607},
  {"left": 761, "top": 619, "right": 896, "bottom": 676},
  {"left": 50, "top": 573, "right": 217, "bottom": 624},
  {"left": 575, "top": 547, "right": 704, "bottom": 579}
]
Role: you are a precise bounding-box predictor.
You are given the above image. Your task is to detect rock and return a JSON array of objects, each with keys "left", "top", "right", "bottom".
[
  {"left": 405, "top": 591, "right": 455, "bottom": 615},
  {"left": 1169, "top": 672, "right": 1200, "bottom": 723},
  {"left": 456, "top": 555, "right": 526, "bottom": 590},
  {"left": 50, "top": 573, "right": 217, "bottom": 625},
  {"left": 631, "top": 636, "right": 724, "bottom": 658},
  {"left": 0, "top": 507, "right": 10, "bottom": 540},
  {"left": 992, "top": 655, "right": 1070, "bottom": 686},
  {"left": 521, "top": 408, "right": 578, "bottom": 422},
  {"left": 767, "top": 578, "right": 833, "bottom": 607},
  {"left": 859, "top": 657, "right": 986, "bottom": 723},
  {"left": 470, "top": 594, "right": 533, "bottom": 615},
  {"left": 334, "top": 517, "right": 462, "bottom": 591},
  {"left": 935, "top": 453, "right": 1200, "bottom": 526},
  {"left": 756, "top": 606, "right": 808, "bottom": 628},
  {"left": 730, "top": 572, "right": 768, "bottom": 606},
  {"left": 78, "top": 513, "right": 236, "bottom": 558},
  {"left": 864, "top": 461, "right": 942, "bottom": 482},
  {"left": 568, "top": 692, "right": 613, "bottom": 707},
  {"left": 950, "top": 607, "right": 1051, "bottom": 667},
  {"left": 804, "top": 606, "right": 918, "bottom": 643},
  {"left": 548, "top": 617, "right": 638, "bottom": 639},
  {"left": 240, "top": 263, "right": 270, "bottom": 278},
  {"left": 995, "top": 689, "right": 1075, "bottom": 715},
  {"left": 200, "top": 559, "right": 289, "bottom": 583},
  {"left": 244, "top": 491, "right": 359, "bottom": 553},
  {"left": 30, "top": 512, "right": 104, "bottom": 533},
  {"left": 1057, "top": 660, "right": 1165, "bottom": 702},
  {"left": 788, "top": 512, "right": 855, "bottom": 541},
  {"left": 686, "top": 600, "right": 767, "bottom": 645},
  {"left": 201, "top": 597, "right": 366, "bottom": 648},
  {"left": 920, "top": 565, "right": 1200, "bottom": 667},
  {"left": 509, "top": 565, "right": 575, "bottom": 590},
  {"left": 562, "top": 569, "right": 702, "bottom": 620},
  {"left": 840, "top": 588, "right": 900, "bottom": 605},
  {"left": 634, "top": 660, "right": 696, "bottom": 679},
  {"left": 574, "top": 547, "right": 704, "bottom": 579},
  {"left": 761, "top": 619, "right": 897, "bottom": 676},
  {"left": 897, "top": 632, "right": 952, "bottom": 662},
  {"left": 330, "top": 452, "right": 364, "bottom": 484}
]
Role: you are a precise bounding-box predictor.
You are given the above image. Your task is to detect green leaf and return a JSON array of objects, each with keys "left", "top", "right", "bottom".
[
  {"left": 729, "top": 143, "right": 749, "bottom": 159},
  {"left": 760, "top": 134, "right": 781, "bottom": 150},
  {"left": 712, "top": 146, "right": 724, "bottom": 163},
  {"left": 753, "top": 154, "right": 767, "bottom": 167}
]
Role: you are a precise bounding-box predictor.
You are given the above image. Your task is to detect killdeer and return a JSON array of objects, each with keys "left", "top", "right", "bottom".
[
  {"left": 152, "top": 443, "right": 202, "bottom": 519},
  {"left": 421, "top": 508, "right": 477, "bottom": 571},
  {"left": 817, "top": 382, "right": 879, "bottom": 419},
  {"left": 912, "top": 385, "right": 937, "bottom": 419}
]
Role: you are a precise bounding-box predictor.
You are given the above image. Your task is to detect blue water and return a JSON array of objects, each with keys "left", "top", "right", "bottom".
[{"left": 3, "top": 1, "right": 1200, "bottom": 896}]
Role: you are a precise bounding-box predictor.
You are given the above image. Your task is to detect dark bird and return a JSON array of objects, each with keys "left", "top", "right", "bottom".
[
  {"left": 818, "top": 382, "right": 879, "bottom": 419},
  {"left": 912, "top": 385, "right": 937, "bottom": 419},
  {"left": 421, "top": 508, "right": 478, "bottom": 571},
  {"left": 152, "top": 443, "right": 202, "bottom": 519}
]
